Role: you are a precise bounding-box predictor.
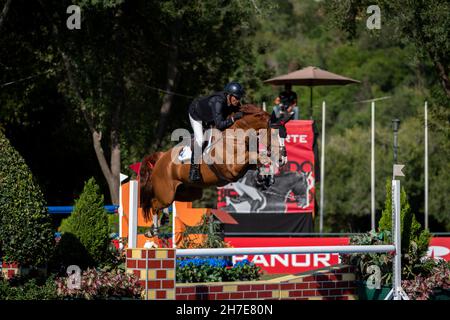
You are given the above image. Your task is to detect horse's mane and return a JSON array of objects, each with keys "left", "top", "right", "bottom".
[{"left": 239, "top": 104, "right": 266, "bottom": 115}]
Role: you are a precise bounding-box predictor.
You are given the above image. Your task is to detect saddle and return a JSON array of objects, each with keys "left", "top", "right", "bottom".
[{"left": 177, "top": 135, "right": 212, "bottom": 163}]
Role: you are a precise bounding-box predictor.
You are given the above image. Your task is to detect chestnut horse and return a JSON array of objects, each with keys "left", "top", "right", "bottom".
[{"left": 139, "top": 104, "right": 279, "bottom": 236}]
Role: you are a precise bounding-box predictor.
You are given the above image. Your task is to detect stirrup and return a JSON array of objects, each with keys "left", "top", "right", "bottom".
[{"left": 189, "top": 164, "right": 201, "bottom": 182}]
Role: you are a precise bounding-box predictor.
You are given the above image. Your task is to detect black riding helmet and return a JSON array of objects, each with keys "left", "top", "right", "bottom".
[{"left": 224, "top": 82, "right": 245, "bottom": 100}]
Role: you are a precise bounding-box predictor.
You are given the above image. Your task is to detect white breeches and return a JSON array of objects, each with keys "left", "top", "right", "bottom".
[{"left": 189, "top": 114, "right": 204, "bottom": 148}]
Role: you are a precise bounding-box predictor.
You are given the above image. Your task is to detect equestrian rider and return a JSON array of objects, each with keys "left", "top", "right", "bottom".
[{"left": 188, "top": 82, "right": 245, "bottom": 182}]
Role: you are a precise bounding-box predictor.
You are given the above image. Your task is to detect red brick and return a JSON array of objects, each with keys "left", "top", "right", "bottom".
[
  {"left": 315, "top": 274, "right": 340, "bottom": 281},
  {"left": 329, "top": 289, "right": 342, "bottom": 296},
  {"left": 126, "top": 250, "right": 132, "bottom": 258},
  {"left": 156, "top": 290, "right": 166, "bottom": 299},
  {"left": 244, "top": 292, "right": 257, "bottom": 299},
  {"left": 216, "top": 293, "right": 230, "bottom": 300},
  {"left": 194, "top": 286, "right": 208, "bottom": 293},
  {"left": 162, "top": 280, "right": 174, "bottom": 289},
  {"left": 342, "top": 289, "right": 355, "bottom": 295},
  {"left": 206, "top": 294, "right": 217, "bottom": 300},
  {"left": 209, "top": 286, "right": 223, "bottom": 293},
  {"left": 176, "top": 288, "right": 182, "bottom": 294},
  {"left": 302, "top": 276, "right": 315, "bottom": 282},
  {"left": 157, "top": 270, "right": 167, "bottom": 279},
  {"left": 302, "top": 290, "right": 319, "bottom": 297},
  {"left": 251, "top": 284, "right": 265, "bottom": 290},
  {"left": 280, "top": 283, "right": 295, "bottom": 290},
  {"left": 289, "top": 291, "right": 303, "bottom": 297},
  {"left": 176, "top": 295, "right": 188, "bottom": 300},
  {"left": 336, "top": 281, "right": 349, "bottom": 288},
  {"left": 265, "top": 284, "right": 280, "bottom": 290},
  {"left": 162, "top": 260, "right": 175, "bottom": 268},
  {"left": 148, "top": 280, "right": 161, "bottom": 289},
  {"left": 167, "top": 250, "right": 175, "bottom": 258},
  {"left": 257, "top": 291, "right": 272, "bottom": 298},
  {"left": 180, "top": 287, "right": 195, "bottom": 294},
  {"left": 148, "top": 260, "right": 161, "bottom": 268},
  {"left": 7, "top": 270, "right": 16, "bottom": 278},
  {"left": 138, "top": 260, "right": 146, "bottom": 268},
  {"left": 138, "top": 280, "right": 145, "bottom": 287},
  {"left": 322, "top": 282, "right": 335, "bottom": 288},
  {"left": 309, "top": 282, "right": 321, "bottom": 289},
  {"left": 147, "top": 250, "right": 155, "bottom": 259},
  {"left": 126, "top": 259, "right": 137, "bottom": 268},
  {"left": 295, "top": 283, "right": 309, "bottom": 289},
  {"left": 237, "top": 285, "right": 251, "bottom": 291},
  {"left": 317, "top": 289, "right": 329, "bottom": 296},
  {"left": 230, "top": 292, "right": 244, "bottom": 299},
  {"left": 133, "top": 270, "right": 140, "bottom": 277}
]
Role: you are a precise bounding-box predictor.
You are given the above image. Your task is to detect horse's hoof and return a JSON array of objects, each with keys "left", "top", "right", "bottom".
[{"left": 144, "top": 229, "right": 159, "bottom": 238}]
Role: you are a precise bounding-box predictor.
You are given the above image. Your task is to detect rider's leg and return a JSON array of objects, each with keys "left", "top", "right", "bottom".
[{"left": 189, "top": 114, "right": 203, "bottom": 181}]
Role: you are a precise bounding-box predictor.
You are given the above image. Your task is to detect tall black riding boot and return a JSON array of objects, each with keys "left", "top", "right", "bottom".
[{"left": 189, "top": 147, "right": 201, "bottom": 182}]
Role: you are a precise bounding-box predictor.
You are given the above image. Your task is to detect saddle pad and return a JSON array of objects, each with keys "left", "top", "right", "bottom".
[{"left": 178, "top": 146, "right": 192, "bottom": 163}]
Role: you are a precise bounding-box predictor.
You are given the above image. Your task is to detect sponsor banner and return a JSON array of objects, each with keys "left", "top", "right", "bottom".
[
  {"left": 225, "top": 237, "right": 450, "bottom": 274},
  {"left": 217, "top": 120, "right": 315, "bottom": 215}
]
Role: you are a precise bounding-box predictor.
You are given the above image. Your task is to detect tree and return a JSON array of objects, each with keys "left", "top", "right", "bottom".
[
  {"left": 0, "top": 130, "right": 55, "bottom": 266},
  {"left": 326, "top": 0, "right": 450, "bottom": 99}
]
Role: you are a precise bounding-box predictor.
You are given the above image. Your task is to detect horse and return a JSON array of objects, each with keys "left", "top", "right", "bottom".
[{"left": 139, "top": 104, "right": 281, "bottom": 236}]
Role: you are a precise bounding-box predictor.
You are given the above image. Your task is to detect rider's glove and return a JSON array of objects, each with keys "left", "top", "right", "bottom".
[{"left": 233, "top": 112, "right": 243, "bottom": 122}]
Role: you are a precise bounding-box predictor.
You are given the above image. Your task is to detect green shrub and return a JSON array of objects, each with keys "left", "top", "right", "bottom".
[
  {"left": 176, "top": 258, "right": 261, "bottom": 283},
  {"left": 0, "top": 131, "right": 55, "bottom": 266},
  {"left": 56, "top": 178, "right": 111, "bottom": 269},
  {"left": 0, "top": 274, "right": 59, "bottom": 300}
]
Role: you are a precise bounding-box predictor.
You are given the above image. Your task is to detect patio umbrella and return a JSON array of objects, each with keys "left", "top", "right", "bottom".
[{"left": 264, "top": 66, "right": 360, "bottom": 117}]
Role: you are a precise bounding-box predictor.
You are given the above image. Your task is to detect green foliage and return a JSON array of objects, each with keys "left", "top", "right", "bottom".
[
  {"left": 57, "top": 178, "right": 111, "bottom": 269},
  {"left": 176, "top": 259, "right": 261, "bottom": 283},
  {"left": 379, "top": 179, "right": 431, "bottom": 260},
  {"left": 0, "top": 275, "right": 59, "bottom": 300},
  {"left": 55, "top": 268, "right": 141, "bottom": 300},
  {"left": 342, "top": 179, "right": 432, "bottom": 285},
  {"left": 0, "top": 131, "right": 55, "bottom": 266}
]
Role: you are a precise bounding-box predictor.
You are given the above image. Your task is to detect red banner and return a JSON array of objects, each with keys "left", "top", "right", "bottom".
[
  {"left": 284, "top": 120, "right": 315, "bottom": 213},
  {"left": 225, "top": 237, "right": 450, "bottom": 274}
]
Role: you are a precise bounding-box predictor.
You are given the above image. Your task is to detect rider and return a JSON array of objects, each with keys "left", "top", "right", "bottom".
[{"left": 188, "top": 82, "right": 245, "bottom": 182}]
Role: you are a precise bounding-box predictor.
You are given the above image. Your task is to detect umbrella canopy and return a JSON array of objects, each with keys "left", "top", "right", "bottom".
[
  {"left": 263, "top": 66, "right": 360, "bottom": 86},
  {"left": 264, "top": 66, "right": 360, "bottom": 118}
]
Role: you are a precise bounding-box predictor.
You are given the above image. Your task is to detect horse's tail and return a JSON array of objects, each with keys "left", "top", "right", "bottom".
[{"left": 139, "top": 152, "right": 164, "bottom": 221}]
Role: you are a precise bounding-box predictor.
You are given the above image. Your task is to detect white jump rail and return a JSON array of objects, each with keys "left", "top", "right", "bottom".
[{"left": 176, "top": 245, "right": 395, "bottom": 257}]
